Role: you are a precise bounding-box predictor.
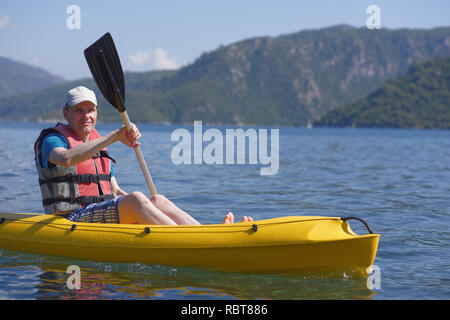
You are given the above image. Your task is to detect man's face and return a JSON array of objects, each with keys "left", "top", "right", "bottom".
[{"left": 63, "top": 101, "right": 98, "bottom": 139}]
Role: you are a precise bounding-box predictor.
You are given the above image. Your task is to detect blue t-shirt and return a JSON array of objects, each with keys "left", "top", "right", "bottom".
[{"left": 40, "top": 132, "right": 114, "bottom": 176}]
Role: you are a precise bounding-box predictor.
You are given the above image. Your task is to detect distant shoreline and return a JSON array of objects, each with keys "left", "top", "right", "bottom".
[{"left": 1, "top": 118, "right": 449, "bottom": 131}]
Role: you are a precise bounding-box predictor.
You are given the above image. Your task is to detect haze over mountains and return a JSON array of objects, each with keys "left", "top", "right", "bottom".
[
  {"left": 1, "top": 25, "right": 449, "bottom": 128},
  {"left": 0, "top": 56, "right": 65, "bottom": 98}
]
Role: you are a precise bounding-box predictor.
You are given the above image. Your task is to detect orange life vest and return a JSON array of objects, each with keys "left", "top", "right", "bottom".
[{"left": 34, "top": 123, "right": 115, "bottom": 214}]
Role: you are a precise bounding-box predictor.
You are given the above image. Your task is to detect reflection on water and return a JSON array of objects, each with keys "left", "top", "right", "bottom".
[{"left": 0, "top": 250, "right": 375, "bottom": 300}]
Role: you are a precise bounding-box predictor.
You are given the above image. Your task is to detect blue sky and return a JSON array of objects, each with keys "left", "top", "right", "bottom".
[{"left": 0, "top": 0, "right": 449, "bottom": 80}]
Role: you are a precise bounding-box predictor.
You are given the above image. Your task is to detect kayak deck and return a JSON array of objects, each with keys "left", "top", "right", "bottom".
[{"left": 0, "top": 213, "right": 379, "bottom": 277}]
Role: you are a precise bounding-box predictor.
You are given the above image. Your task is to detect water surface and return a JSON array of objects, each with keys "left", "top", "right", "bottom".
[{"left": 0, "top": 122, "right": 449, "bottom": 299}]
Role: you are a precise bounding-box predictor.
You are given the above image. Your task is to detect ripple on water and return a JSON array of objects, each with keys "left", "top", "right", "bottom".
[{"left": 0, "top": 125, "right": 449, "bottom": 299}]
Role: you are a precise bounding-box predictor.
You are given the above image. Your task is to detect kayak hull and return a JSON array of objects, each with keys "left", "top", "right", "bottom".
[{"left": 0, "top": 213, "right": 379, "bottom": 277}]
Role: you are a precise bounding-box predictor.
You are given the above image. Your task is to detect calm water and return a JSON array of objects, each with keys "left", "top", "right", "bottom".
[{"left": 0, "top": 122, "right": 449, "bottom": 300}]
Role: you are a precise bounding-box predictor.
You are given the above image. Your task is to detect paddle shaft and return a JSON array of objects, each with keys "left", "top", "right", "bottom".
[
  {"left": 96, "top": 49, "right": 157, "bottom": 196},
  {"left": 120, "top": 110, "right": 157, "bottom": 196}
]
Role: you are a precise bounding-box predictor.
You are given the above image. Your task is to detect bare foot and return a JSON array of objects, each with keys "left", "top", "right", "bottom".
[
  {"left": 222, "top": 212, "right": 254, "bottom": 224},
  {"left": 222, "top": 212, "right": 234, "bottom": 224}
]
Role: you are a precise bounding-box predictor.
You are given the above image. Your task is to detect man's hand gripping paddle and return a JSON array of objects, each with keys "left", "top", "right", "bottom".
[{"left": 84, "top": 32, "right": 157, "bottom": 196}]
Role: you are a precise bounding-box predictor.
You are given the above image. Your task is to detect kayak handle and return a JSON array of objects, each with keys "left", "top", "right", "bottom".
[{"left": 341, "top": 217, "right": 374, "bottom": 234}]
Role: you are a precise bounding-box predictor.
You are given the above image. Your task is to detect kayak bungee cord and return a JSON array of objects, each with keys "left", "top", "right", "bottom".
[
  {"left": 341, "top": 217, "right": 375, "bottom": 234},
  {"left": 0, "top": 215, "right": 375, "bottom": 235}
]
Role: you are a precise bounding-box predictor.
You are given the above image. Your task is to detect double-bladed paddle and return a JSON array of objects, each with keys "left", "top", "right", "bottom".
[{"left": 84, "top": 32, "right": 157, "bottom": 196}]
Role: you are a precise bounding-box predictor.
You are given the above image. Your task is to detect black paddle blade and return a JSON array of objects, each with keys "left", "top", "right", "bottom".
[{"left": 84, "top": 32, "right": 126, "bottom": 112}]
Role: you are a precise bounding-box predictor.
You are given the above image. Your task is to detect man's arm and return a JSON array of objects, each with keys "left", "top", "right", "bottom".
[
  {"left": 49, "top": 130, "right": 118, "bottom": 167},
  {"left": 49, "top": 124, "right": 140, "bottom": 168}
]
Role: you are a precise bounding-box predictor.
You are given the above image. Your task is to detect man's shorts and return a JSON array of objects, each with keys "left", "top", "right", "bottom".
[{"left": 65, "top": 196, "right": 122, "bottom": 223}]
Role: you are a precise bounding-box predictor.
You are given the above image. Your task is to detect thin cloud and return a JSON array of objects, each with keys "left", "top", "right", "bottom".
[
  {"left": 0, "top": 11, "right": 11, "bottom": 30},
  {"left": 128, "top": 48, "right": 180, "bottom": 71}
]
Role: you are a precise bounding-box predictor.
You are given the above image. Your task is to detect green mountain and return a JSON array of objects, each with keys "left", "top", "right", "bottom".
[
  {"left": 1, "top": 25, "right": 450, "bottom": 125},
  {"left": 314, "top": 56, "right": 450, "bottom": 129},
  {"left": 0, "top": 56, "right": 65, "bottom": 98},
  {"left": 0, "top": 70, "right": 175, "bottom": 122}
]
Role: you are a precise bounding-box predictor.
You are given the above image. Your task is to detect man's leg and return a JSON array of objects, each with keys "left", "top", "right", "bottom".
[
  {"left": 149, "top": 195, "right": 253, "bottom": 225},
  {"left": 118, "top": 192, "right": 253, "bottom": 225},
  {"left": 118, "top": 192, "right": 177, "bottom": 225},
  {"left": 149, "top": 194, "right": 200, "bottom": 225}
]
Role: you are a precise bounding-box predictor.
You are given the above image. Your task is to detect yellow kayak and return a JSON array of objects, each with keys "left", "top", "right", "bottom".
[{"left": 0, "top": 213, "right": 379, "bottom": 277}]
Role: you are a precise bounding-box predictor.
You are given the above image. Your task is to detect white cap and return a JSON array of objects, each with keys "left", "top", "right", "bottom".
[{"left": 66, "top": 86, "right": 97, "bottom": 107}]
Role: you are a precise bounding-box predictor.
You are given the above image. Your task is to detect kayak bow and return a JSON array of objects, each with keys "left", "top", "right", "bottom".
[{"left": 0, "top": 213, "right": 379, "bottom": 277}]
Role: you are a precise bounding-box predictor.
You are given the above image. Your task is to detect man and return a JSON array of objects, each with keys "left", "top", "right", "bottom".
[{"left": 34, "top": 86, "right": 252, "bottom": 225}]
